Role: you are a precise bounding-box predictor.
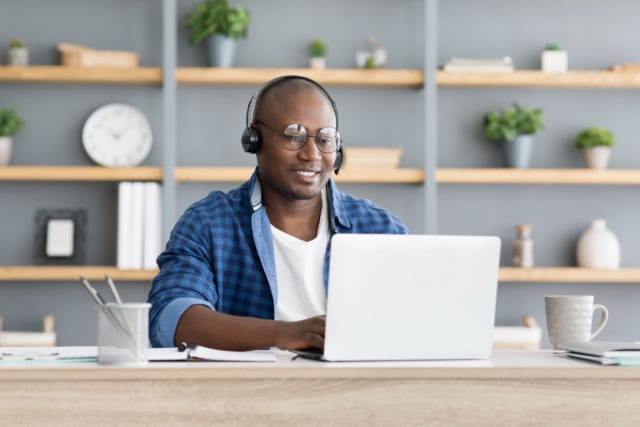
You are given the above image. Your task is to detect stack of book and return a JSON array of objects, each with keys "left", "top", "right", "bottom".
[
  {"left": 562, "top": 341, "right": 640, "bottom": 366},
  {"left": 443, "top": 56, "right": 514, "bottom": 72},
  {"left": 117, "top": 181, "right": 163, "bottom": 270}
]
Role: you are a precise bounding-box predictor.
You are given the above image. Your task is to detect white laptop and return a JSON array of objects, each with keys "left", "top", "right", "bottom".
[{"left": 295, "top": 233, "right": 501, "bottom": 362}]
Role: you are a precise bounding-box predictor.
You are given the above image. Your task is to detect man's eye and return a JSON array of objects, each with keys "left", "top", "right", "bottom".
[
  {"left": 318, "top": 137, "right": 334, "bottom": 145},
  {"left": 284, "top": 134, "right": 304, "bottom": 143}
]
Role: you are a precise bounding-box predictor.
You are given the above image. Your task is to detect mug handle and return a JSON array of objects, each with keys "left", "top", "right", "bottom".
[{"left": 591, "top": 303, "right": 608, "bottom": 339}]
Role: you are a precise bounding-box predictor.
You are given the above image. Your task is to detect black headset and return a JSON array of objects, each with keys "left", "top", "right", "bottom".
[{"left": 240, "top": 75, "right": 344, "bottom": 174}]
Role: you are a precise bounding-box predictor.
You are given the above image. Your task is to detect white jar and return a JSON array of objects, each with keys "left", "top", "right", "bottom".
[{"left": 576, "top": 219, "right": 620, "bottom": 269}]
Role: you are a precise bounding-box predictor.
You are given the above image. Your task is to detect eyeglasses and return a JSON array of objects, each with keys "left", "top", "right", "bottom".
[{"left": 254, "top": 120, "right": 342, "bottom": 154}]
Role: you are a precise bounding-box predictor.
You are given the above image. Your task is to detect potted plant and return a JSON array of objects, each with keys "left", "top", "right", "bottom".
[
  {"left": 0, "top": 108, "right": 26, "bottom": 165},
  {"left": 541, "top": 43, "right": 568, "bottom": 73},
  {"left": 575, "top": 127, "right": 616, "bottom": 170},
  {"left": 7, "top": 38, "right": 29, "bottom": 66},
  {"left": 186, "top": 0, "right": 250, "bottom": 67},
  {"left": 308, "top": 38, "right": 327, "bottom": 69},
  {"left": 483, "top": 103, "right": 544, "bottom": 168}
]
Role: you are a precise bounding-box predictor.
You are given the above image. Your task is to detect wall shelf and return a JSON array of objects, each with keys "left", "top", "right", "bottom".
[
  {"left": 500, "top": 267, "right": 640, "bottom": 283},
  {"left": 0, "top": 166, "right": 163, "bottom": 181},
  {"left": 175, "top": 166, "right": 424, "bottom": 184},
  {"left": 437, "top": 70, "right": 640, "bottom": 88},
  {"left": 436, "top": 168, "right": 640, "bottom": 185},
  {"left": 176, "top": 67, "right": 425, "bottom": 87},
  {"left": 0, "top": 266, "right": 157, "bottom": 281},
  {"left": 0, "top": 66, "right": 423, "bottom": 87},
  {"left": 0, "top": 66, "right": 162, "bottom": 85}
]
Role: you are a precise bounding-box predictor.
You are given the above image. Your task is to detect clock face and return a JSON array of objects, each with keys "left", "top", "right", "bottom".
[{"left": 82, "top": 103, "right": 153, "bottom": 167}]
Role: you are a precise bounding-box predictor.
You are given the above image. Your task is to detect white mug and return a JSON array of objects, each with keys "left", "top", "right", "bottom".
[{"left": 545, "top": 295, "right": 608, "bottom": 350}]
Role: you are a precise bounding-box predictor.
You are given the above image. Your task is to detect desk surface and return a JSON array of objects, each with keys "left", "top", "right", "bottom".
[{"left": 2, "top": 350, "right": 639, "bottom": 427}]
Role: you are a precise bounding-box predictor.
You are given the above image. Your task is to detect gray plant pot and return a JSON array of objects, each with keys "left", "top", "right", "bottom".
[
  {"left": 502, "top": 135, "right": 534, "bottom": 168},
  {"left": 8, "top": 47, "right": 29, "bottom": 66},
  {"left": 0, "top": 137, "right": 13, "bottom": 165},
  {"left": 206, "top": 34, "right": 237, "bottom": 67},
  {"left": 583, "top": 146, "right": 611, "bottom": 170}
]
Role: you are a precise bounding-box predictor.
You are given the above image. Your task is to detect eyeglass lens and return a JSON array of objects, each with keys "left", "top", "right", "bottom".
[{"left": 281, "top": 123, "right": 339, "bottom": 153}]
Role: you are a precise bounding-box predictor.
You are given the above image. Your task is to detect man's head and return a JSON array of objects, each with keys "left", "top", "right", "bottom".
[{"left": 241, "top": 76, "right": 343, "bottom": 202}]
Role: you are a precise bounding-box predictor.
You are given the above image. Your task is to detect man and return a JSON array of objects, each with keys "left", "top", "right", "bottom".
[{"left": 148, "top": 75, "right": 408, "bottom": 351}]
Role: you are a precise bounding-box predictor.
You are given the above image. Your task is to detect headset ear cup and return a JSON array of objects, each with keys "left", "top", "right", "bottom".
[
  {"left": 333, "top": 147, "right": 344, "bottom": 175},
  {"left": 241, "top": 126, "right": 261, "bottom": 153}
]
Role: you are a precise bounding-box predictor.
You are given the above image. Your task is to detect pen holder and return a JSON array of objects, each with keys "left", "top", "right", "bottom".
[{"left": 97, "top": 302, "right": 150, "bottom": 366}]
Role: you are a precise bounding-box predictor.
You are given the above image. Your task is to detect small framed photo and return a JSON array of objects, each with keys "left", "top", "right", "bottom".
[{"left": 34, "top": 209, "right": 87, "bottom": 265}]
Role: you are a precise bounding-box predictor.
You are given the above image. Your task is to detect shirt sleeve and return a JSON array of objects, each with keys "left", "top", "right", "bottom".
[
  {"left": 150, "top": 297, "right": 214, "bottom": 347},
  {"left": 147, "top": 201, "right": 219, "bottom": 347}
]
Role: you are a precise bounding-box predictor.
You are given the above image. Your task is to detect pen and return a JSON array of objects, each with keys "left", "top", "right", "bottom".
[
  {"left": 105, "top": 274, "right": 123, "bottom": 305},
  {"left": 79, "top": 275, "right": 106, "bottom": 306}
]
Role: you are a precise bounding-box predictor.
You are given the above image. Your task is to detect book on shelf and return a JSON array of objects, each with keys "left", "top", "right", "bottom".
[
  {"left": 443, "top": 56, "right": 514, "bottom": 72},
  {"left": 117, "top": 181, "right": 163, "bottom": 270},
  {"left": 561, "top": 341, "right": 640, "bottom": 366}
]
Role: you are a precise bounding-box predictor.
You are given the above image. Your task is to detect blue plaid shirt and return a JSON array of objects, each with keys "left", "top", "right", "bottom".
[{"left": 148, "top": 169, "right": 409, "bottom": 347}]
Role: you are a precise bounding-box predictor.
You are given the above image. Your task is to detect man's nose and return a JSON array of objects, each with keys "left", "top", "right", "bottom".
[{"left": 299, "top": 135, "right": 321, "bottom": 159}]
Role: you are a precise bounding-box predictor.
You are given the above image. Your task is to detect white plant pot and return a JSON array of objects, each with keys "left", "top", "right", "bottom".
[
  {"left": 310, "top": 57, "right": 326, "bottom": 70},
  {"left": 541, "top": 50, "right": 567, "bottom": 73},
  {"left": 0, "top": 137, "right": 13, "bottom": 165},
  {"left": 8, "top": 47, "right": 29, "bottom": 66},
  {"left": 576, "top": 219, "right": 620, "bottom": 269},
  {"left": 583, "top": 146, "right": 611, "bottom": 169}
]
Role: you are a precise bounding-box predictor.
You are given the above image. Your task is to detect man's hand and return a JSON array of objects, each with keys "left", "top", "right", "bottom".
[{"left": 274, "top": 315, "right": 325, "bottom": 351}]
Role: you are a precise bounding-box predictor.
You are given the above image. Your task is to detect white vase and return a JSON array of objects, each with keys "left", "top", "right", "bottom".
[
  {"left": 576, "top": 219, "right": 620, "bottom": 269},
  {"left": 0, "top": 137, "right": 13, "bottom": 165},
  {"left": 583, "top": 146, "right": 611, "bottom": 170}
]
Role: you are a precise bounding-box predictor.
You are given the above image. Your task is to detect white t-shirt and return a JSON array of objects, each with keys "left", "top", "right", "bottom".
[{"left": 271, "top": 193, "right": 329, "bottom": 321}]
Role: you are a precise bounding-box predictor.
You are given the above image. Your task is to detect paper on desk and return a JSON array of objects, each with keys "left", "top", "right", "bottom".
[{"left": 0, "top": 346, "right": 97, "bottom": 361}]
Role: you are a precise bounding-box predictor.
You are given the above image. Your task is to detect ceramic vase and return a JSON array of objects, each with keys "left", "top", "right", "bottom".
[
  {"left": 0, "top": 137, "right": 13, "bottom": 165},
  {"left": 576, "top": 219, "right": 620, "bottom": 269}
]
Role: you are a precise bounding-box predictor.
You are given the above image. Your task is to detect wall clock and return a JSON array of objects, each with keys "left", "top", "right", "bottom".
[{"left": 82, "top": 103, "right": 153, "bottom": 167}]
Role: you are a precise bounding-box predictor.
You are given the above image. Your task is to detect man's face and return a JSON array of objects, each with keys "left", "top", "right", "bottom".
[{"left": 255, "top": 88, "right": 337, "bottom": 202}]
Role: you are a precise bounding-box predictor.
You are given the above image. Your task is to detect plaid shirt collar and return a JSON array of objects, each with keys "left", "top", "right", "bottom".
[{"left": 248, "top": 167, "right": 352, "bottom": 233}]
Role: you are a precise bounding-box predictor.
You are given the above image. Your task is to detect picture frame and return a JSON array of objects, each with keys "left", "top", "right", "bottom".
[{"left": 33, "top": 208, "right": 87, "bottom": 265}]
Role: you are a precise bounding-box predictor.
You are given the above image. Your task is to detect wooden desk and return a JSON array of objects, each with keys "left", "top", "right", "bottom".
[{"left": 1, "top": 350, "right": 639, "bottom": 427}]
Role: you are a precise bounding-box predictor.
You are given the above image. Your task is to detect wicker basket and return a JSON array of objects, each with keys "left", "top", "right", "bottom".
[{"left": 58, "top": 43, "right": 139, "bottom": 68}]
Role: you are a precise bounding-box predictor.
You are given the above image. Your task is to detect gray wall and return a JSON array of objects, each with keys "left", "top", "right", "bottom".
[{"left": 1, "top": 0, "right": 639, "bottom": 347}]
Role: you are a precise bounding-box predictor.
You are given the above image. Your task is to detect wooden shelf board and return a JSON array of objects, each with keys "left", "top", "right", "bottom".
[
  {"left": 437, "top": 70, "right": 640, "bottom": 88},
  {"left": 0, "top": 66, "right": 162, "bottom": 84},
  {"left": 0, "top": 166, "right": 163, "bottom": 181},
  {"left": 0, "top": 266, "right": 157, "bottom": 281},
  {"left": 500, "top": 267, "right": 640, "bottom": 283},
  {"left": 3, "top": 266, "right": 638, "bottom": 283},
  {"left": 436, "top": 168, "right": 640, "bottom": 185},
  {"left": 176, "top": 67, "right": 424, "bottom": 87},
  {"left": 175, "top": 166, "right": 424, "bottom": 184}
]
